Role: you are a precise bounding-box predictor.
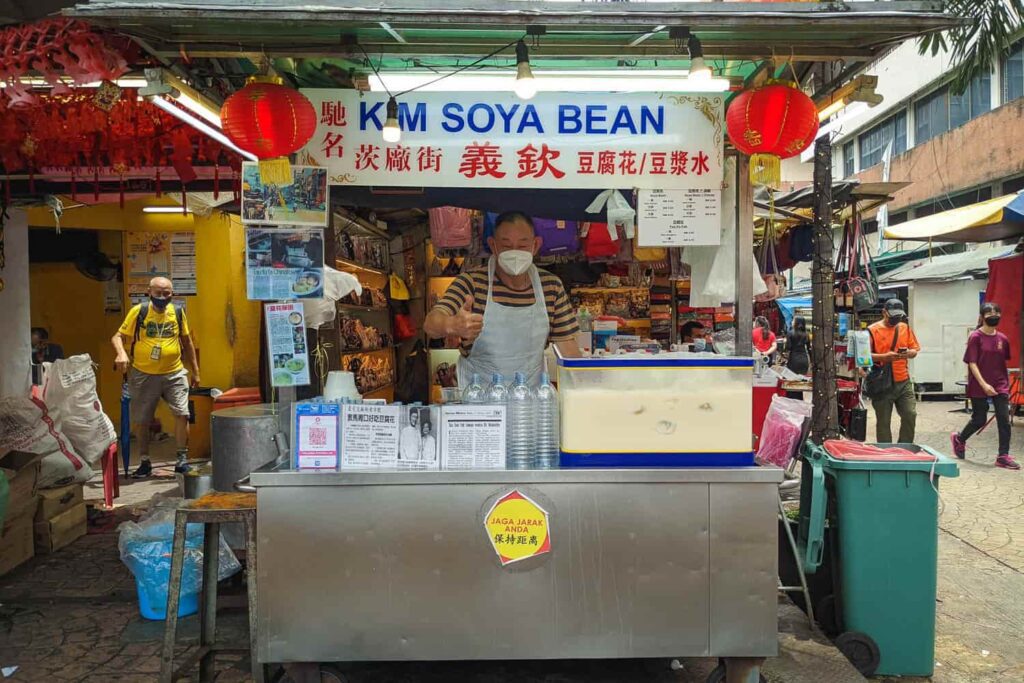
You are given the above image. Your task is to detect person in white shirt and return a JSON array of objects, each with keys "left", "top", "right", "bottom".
[{"left": 399, "top": 408, "right": 421, "bottom": 460}]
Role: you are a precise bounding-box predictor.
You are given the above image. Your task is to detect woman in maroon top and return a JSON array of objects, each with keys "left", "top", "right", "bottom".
[{"left": 951, "top": 302, "right": 1019, "bottom": 470}]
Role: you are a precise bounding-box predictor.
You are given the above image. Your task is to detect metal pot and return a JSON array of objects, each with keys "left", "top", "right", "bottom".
[
  {"left": 210, "top": 403, "right": 290, "bottom": 492},
  {"left": 177, "top": 469, "right": 213, "bottom": 499}
]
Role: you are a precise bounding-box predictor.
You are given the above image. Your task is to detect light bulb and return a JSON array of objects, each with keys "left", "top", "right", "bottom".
[
  {"left": 514, "top": 63, "right": 537, "bottom": 100},
  {"left": 514, "top": 40, "right": 537, "bottom": 100},
  {"left": 688, "top": 57, "right": 713, "bottom": 81},
  {"left": 382, "top": 96, "right": 401, "bottom": 143}
]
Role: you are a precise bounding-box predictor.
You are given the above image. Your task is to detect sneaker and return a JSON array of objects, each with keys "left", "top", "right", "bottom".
[
  {"left": 950, "top": 432, "right": 966, "bottom": 459},
  {"left": 996, "top": 455, "right": 1021, "bottom": 470},
  {"left": 131, "top": 459, "right": 153, "bottom": 478},
  {"left": 174, "top": 452, "right": 191, "bottom": 474}
]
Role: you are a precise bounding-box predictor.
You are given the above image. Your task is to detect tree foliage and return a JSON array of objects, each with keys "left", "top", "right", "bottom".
[{"left": 919, "top": 0, "right": 1024, "bottom": 95}]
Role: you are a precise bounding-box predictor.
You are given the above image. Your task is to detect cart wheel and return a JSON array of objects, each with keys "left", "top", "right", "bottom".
[
  {"left": 815, "top": 594, "right": 840, "bottom": 636},
  {"left": 705, "top": 663, "right": 767, "bottom": 683},
  {"left": 836, "top": 631, "right": 880, "bottom": 676}
]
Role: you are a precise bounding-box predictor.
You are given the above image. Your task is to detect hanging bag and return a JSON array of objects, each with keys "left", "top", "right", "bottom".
[
  {"left": 863, "top": 323, "right": 901, "bottom": 399},
  {"left": 755, "top": 222, "right": 784, "bottom": 302},
  {"left": 581, "top": 222, "right": 620, "bottom": 259},
  {"left": 428, "top": 206, "right": 473, "bottom": 249},
  {"left": 534, "top": 218, "right": 581, "bottom": 256}
]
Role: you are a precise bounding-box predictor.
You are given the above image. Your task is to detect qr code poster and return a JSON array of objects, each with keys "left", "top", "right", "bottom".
[{"left": 293, "top": 402, "right": 340, "bottom": 470}]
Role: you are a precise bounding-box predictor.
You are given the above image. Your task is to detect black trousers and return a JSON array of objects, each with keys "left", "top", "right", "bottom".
[{"left": 960, "top": 394, "right": 1011, "bottom": 457}]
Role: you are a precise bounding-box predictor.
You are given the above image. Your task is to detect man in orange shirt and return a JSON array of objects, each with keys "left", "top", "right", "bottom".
[{"left": 868, "top": 299, "right": 921, "bottom": 443}]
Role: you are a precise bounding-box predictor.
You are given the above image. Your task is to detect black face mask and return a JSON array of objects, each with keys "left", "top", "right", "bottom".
[
  {"left": 150, "top": 295, "right": 171, "bottom": 310},
  {"left": 886, "top": 313, "right": 905, "bottom": 326},
  {"left": 984, "top": 315, "right": 1001, "bottom": 327}
]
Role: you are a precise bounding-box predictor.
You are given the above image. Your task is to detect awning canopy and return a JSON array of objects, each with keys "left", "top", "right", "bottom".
[{"left": 883, "top": 193, "right": 1024, "bottom": 243}]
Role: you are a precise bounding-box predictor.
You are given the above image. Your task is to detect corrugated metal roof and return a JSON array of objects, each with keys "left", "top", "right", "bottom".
[{"left": 880, "top": 246, "right": 1015, "bottom": 284}]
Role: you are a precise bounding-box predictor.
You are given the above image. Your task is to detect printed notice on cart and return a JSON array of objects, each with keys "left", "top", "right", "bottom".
[
  {"left": 341, "top": 404, "right": 401, "bottom": 469},
  {"left": 265, "top": 303, "right": 311, "bottom": 387},
  {"left": 637, "top": 188, "right": 721, "bottom": 246},
  {"left": 440, "top": 404, "right": 506, "bottom": 470}
]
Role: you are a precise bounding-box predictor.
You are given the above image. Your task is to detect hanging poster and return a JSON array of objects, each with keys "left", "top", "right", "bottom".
[
  {"left": 169, "top": 232, "right": 197, "bottom": 295},
  {"left": 241, "top": 163, "right": 329, "bottom": 226},
  {"left": 300, "top": 90, "right": 724, "bottom": 190},
  {"left": 103, "top": 279, "right": 123, "bottom": 314},
  {"left": 245, "top": 227, "right": 325, "bottom": 300},
  {"left": 637, "top": 188, "right": 721, "bottom": 246},
  {"left": 126, "top": 232, "right": 171, "bottom": 277},
  {"left": 265, "top": 303, "right": 311, "bottom": 387}
]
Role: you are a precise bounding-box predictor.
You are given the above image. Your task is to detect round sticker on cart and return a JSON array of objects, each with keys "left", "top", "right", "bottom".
[{"left": 484, "top": 489, "right": 551, "bottom": 566}]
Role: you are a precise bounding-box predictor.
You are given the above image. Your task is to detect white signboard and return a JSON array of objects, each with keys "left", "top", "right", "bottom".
[
  {"left": 440, "top": 404, "right": 507, "bottom": 470},
  {"left": 637, "top": 188, "right": 722, "bottom": 246},
  {"left": 341, "top": 403, "right": 401, "bottom": 470},
  {"left": 265, "top": 303, "right": 311, "bottom": 387},
  {"left": 294, "top": 402, "right": 340, "bottom": 470},
  {"left": 300, "top": 90, "right": 723, "bottom": 190}
]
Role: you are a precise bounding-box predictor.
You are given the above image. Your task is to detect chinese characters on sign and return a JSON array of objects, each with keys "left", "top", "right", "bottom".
[
  {"left": 294, "top": 402, "right": 340, "bottom": 470},
  {"left": 301, "top": 90, "right": 724, "bottom": 190},
  {"left": 637, "top": 188, "right": 722, "bottom": 247},
  {"left": 483, "top": 489, "right": 551, "bottom": 566},
  {"left": 265, "top": 303, "right": 311, "bottom": 388}
]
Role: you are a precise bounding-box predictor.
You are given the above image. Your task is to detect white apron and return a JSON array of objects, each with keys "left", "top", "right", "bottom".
[{"left": 457, "top": 257, "right": 550, "bottom": 388}]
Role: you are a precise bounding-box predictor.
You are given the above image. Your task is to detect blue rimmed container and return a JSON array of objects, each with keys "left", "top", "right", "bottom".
[{"left": 556, "top": 353, "right": 754, "bottom": 467}]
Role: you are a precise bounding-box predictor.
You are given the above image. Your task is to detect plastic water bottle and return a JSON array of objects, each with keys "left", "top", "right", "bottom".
[
  {"left": 535, "top": 373, "right": 559, "bottom": 469},
  {"left": 507, "top": 372, "right": 536, "bottom": 470},
  {"left": 462, "top": 373, "right": 486, "bottom": 404},
  {"left": 485, "top": 373, "right": 509, "bottom": 403}
]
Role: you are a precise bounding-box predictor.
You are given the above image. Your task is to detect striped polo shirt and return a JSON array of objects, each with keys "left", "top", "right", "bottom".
[{"left": 433, "top": 266, "right": 580, "bottom": 355}]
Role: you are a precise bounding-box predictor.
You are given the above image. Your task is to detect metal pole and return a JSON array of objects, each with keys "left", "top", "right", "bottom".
[
  {"left": 735, "top": 155, "right": 754, "bottom": 356},
  {"left": 810, "top": 137, "right": 840, "bottom": 443}
]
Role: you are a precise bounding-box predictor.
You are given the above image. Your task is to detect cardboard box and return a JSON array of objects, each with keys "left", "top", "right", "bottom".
[
  {"left": 1, "top": 451, "right": 43, "bottom": 524},
  {"left": 33, "top": 501, "right": 87, "bottom": 555},
  {"left": 0, "top": 510, "right": 35, "bottom": 577},
  {"left": 35, "top": 483, "right": 84, "bottom": 522}
]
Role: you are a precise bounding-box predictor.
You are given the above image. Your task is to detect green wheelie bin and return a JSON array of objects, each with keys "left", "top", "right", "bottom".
[{"left": 796, "top": 441, "right": 959, "bottom": 677}]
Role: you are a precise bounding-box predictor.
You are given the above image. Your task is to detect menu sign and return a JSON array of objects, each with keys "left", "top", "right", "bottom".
[
  {"left": 637, "top": 188, "right": 721, "bottom": 246},
  {"left": 265, "top": 303, "right": 311, "bottom": 387}
]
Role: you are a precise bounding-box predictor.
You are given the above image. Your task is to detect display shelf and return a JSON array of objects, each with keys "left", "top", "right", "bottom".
[
  {"left": 572, "top": 286, "right": 650, "bottom": 294},
  {"left": 338, "top": 303, "right": 389, "bottom": 313},
  {"left": 361, "top": 382, "right": 395, "bottom": 395},
  {"left": 341, "top": 346, "right": 397, "bottom": 356},
  {"left": 335, "top": 257, "right": 387, "bottom": 277}
]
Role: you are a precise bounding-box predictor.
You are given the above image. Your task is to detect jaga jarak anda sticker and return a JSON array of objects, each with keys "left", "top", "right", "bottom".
[{"left": 484, "top": 489, "right": 551, "bottom": 566}]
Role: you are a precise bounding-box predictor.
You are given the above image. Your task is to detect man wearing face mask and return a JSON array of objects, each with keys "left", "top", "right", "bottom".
[
  {"left": 424, "top": 211, "right": 581, "bottom": 387},
  {"left": 868, "top": 298, "right": 921, "bottom": 443},
  {"left": 112, "top": 277, "right": 200, "bottom": 477}
]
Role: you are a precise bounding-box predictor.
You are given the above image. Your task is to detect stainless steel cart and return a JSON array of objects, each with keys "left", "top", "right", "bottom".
[{"left": 250, "top": 466, "right": 783, "bottom": 681}]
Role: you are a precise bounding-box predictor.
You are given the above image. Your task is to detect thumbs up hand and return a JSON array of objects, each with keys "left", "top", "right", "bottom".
[{"left": 450, "top": 297, "right": 484, "bottom": 343}]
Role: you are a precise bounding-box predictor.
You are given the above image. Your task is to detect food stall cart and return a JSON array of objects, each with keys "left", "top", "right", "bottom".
[{"left": 244, "top": 85, "right": 783, "bottom": 683}]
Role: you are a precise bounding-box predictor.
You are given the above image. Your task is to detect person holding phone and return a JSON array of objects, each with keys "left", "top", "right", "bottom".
[
  {"left": 951, "top": 302, "right": 1019, "bottom": 469},
  {"left": 868, "top": 299, "right": 920, "bottom": 443}
]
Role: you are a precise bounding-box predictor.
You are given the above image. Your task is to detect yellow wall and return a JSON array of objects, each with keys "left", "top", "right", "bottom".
[{"left": 27, "top": 197, "right": 261, "bottom": 437}]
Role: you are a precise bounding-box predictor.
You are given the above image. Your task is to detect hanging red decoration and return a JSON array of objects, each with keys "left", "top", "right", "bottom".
[
  {"left": 726, "top": 81, "right": 819, "bottom": 188},
  {"left": 220, "top": 78, "right": 316, "bottom": 184}
]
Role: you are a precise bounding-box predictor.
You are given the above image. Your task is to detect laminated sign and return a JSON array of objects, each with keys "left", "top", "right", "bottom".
[{"left": 484, "top": 490, "right": 551, "bottom": 566}]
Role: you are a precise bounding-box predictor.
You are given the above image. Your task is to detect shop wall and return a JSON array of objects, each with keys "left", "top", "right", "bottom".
[
  {"left": 26, "top": 198, "right": 260, "bottom": 430},
  {"left": 0, "top": 210, "right": 32, "bottom": 397}
]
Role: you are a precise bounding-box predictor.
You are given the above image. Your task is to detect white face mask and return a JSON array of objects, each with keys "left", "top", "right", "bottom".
[{"left": 497, "top": 249, "right": 533, "bottom": 276}]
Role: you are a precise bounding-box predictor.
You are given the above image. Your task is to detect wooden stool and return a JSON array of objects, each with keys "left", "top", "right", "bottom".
[{"left": 160, "top": 494, "right": 262, "bottom": 683}]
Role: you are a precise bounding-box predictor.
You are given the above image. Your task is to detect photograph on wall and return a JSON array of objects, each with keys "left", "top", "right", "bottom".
[
  {"left": 241, "top": 162, "right": 329, "bottom": 226},
  {"left": 397, "top": 405, "right": 441, "bottom": 470},
  {"left": 245, "top": 227, "right": 325, "bottom": 300}
]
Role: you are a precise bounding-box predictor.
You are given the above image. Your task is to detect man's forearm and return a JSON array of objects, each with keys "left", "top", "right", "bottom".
[
  {"left": 182, "top": 338, "right": 200, "bottom": 374},
  {"left": 112, "top": 334, "right": 128, "bottom": 357},
  {"left": 423, "top": 310, "right": 454, "bottom": 339}
]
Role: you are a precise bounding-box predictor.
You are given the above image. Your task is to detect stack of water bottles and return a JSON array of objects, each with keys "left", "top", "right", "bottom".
[{"left": 461, "top": 371, "right": 560, "bottom": 470}]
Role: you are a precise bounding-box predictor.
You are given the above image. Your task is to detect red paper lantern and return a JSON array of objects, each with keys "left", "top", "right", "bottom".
[
  {"left": 726, "top": 81, "right": 819, "bottom": 187},
  {"left": 220, "top": 79, "right": 316, "bottom": 184}
]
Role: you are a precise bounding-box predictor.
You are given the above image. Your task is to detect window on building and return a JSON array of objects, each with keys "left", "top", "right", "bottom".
[
  {"left": 915, "top": 188, "right": 994, "bottom": 218},
  {"left": 862, "top": 219, "right": 879, "bottom": 235},
  {"left": 1003, "top": 175, "right": 1024, "bottom": 195},
  {"left": 915, "top": 88, "right": 949, "bottom": 145},
  {"left": 858, "top": 111, "right": 907, "bottom": 170},
  {"left": 888, "top": 211, "right": 908, "bottom": 226},
  {"left": 950, "top": 71, "right": 991, "bottom": 129},
  {"left": 843, "top": 140, "right": 855, "bottom": 177},
  {"left": 1002, "top": 40, "right": 1024, "bottom": 103}
]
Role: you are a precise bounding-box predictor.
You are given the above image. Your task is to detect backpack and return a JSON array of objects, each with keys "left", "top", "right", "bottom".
[
  {"left": 533, "top": 218, "right": 580, "bottom": 256},
  {"left": 788, "top": 224, "right": 814, "bottom": 263},
  {"left": 131, "top": 301, "right": 185, "bottom": 357}
]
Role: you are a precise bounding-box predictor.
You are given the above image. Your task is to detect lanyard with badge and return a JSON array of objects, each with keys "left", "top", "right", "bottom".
[{"left": 148, "top": 315, "right": 174, "bottom": 360}]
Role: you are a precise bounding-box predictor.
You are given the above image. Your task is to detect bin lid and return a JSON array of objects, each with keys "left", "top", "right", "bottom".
[{"left": 812, "top": 440, "right": 959, "bottom": 477}]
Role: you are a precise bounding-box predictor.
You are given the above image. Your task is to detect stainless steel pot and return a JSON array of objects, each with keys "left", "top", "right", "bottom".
[{"left": 210, "top": 403, "right": 290, "bottom": 492}]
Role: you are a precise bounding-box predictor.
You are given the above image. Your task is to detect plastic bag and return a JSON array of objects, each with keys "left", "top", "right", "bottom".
[
  {"left": 41, "top": 354, "right": 116, "bottom": 465},
  {"left": 756, "top": 395, "right": 813, "bottom": 468},
  {"left": 0, "top": 395, "right": 91, "bottom": 488},
  {"left": 850, "top": 330, "right": 873, "bottom": 368},
  {"left": 711, "top": 327, "right": 735, "bottom": 356},
  {"left": 118, "top": 505, "right": 241, "bottom": 611},
  {"left": 585, "top": 189, "right": 635, "bottom": 239}
]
